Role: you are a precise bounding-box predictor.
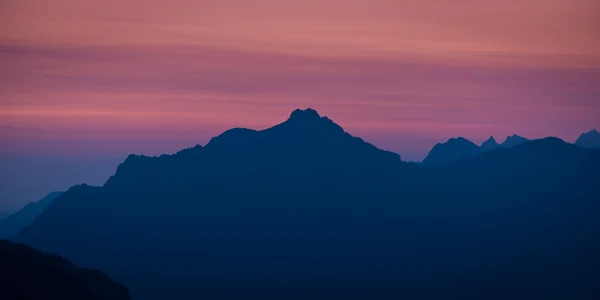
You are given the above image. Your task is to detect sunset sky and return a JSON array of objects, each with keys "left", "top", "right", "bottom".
[{"left": 1, "top": 0, "right": 600, "bottom": 208}]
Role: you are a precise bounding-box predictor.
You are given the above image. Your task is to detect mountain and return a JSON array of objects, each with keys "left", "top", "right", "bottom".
[
  {"left": 422, "top": 137, "right": 482, "bottom": 166},
  {"left": 501, "top": 134, "right": 529, "bottom": 148},
  {"left": 0, "top": 211, "right": 10, "bottom": 220},
  {"left": 0, "top": 239, "right": 131, "bottom": 300},
  {"left": 422, "top": 134, "right": 531, "bottom": 166},
  {"left": 0, "top": 192, "right": 62, "bottom": 239},
  {"left": 16, "top": 109, "right": 600, "bottom": 300},
  {"left": 480, "top": 136, "right": 500, "bottom": 151},
  {"left": 575, "top": 129, "right": 600, "bottom": 148}
]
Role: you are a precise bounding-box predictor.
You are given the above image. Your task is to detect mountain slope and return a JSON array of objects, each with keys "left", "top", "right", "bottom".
[
  {"left": 422, "top": 137, "right": 482, "bottom": 166},
  {"left": 0, "top": 192, "right": 62, "bottom": 239},
  {"left": 0, "top": 239, "right": 131, "bottom": 300},
  {"left": 576, "top": 129, "right": 600, "bottom": 148},
  {"left": 16, "top": 110, "right": 600, "bottom": 300}
]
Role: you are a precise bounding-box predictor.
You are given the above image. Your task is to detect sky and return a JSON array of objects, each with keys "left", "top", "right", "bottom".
[{"left": 1, "top": 0, "right": 600, "bottom": 209}]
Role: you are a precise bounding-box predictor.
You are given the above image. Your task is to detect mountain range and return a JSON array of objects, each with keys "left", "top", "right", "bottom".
[
  {"left": 423, "top": 130, "right": 599, "bottom": 167},
  {"left": 422, "top": 134, "right": 530, "bottom": 166},
  {"left": 0, "top": 192, "right": 62, "bottom": 239},
  {"left": 14, "top": 109, "right": 600, "bottom": 300}
]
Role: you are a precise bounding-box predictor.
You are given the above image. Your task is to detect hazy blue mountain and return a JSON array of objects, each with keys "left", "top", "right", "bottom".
[
  {"left": 16, "top": 109, "right": 600, "bottom": 300},
  {"left": 0, "top": 211, "right": 10, "bottom": 220},
  {"left": 0, "top": 192, "right": 62, "bottom": 239},
  {"left": 575, "top": 129, "right": 600, "bottom": 148},
  {"left": 0, "top": 239, "right": 130, "bottom": 300},
  {"left": 423, "top": 134, "right": 531, "bottom": 166},
  {"left": 480, "top": 136, "right": 500, "bottom": 151},
  {"left": 501, "top": 134, "right": 529, "bottom": 148},
  {"left": 422, "top": 137, "right": 482, "bottom": 166}
]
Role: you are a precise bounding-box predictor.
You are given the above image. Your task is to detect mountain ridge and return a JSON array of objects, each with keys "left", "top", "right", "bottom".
[
  {"left": 575, "top": 129, "right": 600, "bottom": 148},
  {"left": 16, "top": 109, "right": 600, "bottom": 300},
  {"left": 0, "top": 192, "right": 63, "bottom": 239}
]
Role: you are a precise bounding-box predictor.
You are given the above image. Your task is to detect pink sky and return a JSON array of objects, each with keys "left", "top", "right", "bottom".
[{"left": 1, "top": 0, "right": 600, "bottom": 161}]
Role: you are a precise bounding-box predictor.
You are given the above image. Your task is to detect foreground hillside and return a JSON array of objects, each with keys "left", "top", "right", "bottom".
[
  {"left": 16, "top": 109, "right": 600, "bottom": 300},
  {"left": 0, "top": 240, "right": 131, "bottom": 300}
]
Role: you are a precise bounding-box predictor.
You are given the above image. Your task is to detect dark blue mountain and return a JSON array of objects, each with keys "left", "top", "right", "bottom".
[
  {"left": 575, "top": 129, "right": 600, "bottom": 148},
  {"left": 423, "top": 134, "right": 532, "bottom": 166},
  {"left": 0, "top": 192, "right": 62, "bottom": 239},
  {"left": 0, "top": 211, "right": 10, "bottom": 220},
  {"left": 0, "top": 239, "right": 130, "bottom": 300},
  {"left": 422, "top": 137, "right": 482, "bottom": 166},
  {"left": 15, "top": 109, "right": 600, "bottom": 300},
  {"left": 501, "top": 134, "right": 529, "bottom": 148},
  {"left": 480, "top": 136, "right": 500, "bottom": 150}
]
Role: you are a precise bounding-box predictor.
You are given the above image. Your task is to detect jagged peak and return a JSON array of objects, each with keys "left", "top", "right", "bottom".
[
  {"left": 501, "top": 134, "right": 529, "bottom": 146},
  {"left": 176, "top": 144, "right": 203, "bottom": 153},
  {"left": 429, "top": 137, "right": 478, "bottom": 154},
  {"left": 506, "top": 134, "right": 526, "bottom": 140},
  {"left": 288, "top": 108, "right": 321, "bottom": 122},
  {"left": 443, "top": 137, "right": 476, "bottom": 145},
  {"left": 272, "top": 108, "right": 346, "bottom": 135},
  {"left": 575, "top": 129, "right": 600, "bottom": 148},
  {"left": 481, "top": 136, "right": 499, "bottom": 149},
  {"left": 484, "top": 136, "right": 497, "bottom": 143}
]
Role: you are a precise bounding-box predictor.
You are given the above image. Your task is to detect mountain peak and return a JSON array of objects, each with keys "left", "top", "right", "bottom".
[
  {"left": 444, "top": 137, "right": 473, "bottom": 146},
  {"left": 422, "top": 137, "right": 481, "bottom": 166},
  {"left": 485, "top": 136, "right": 497, "bottom": 143},
  {"left": 288, "top": 108, "right": 321, "bottom": 122},
  {"left": 481, "top": 136, "right": 499, "bottom": 150},
  {"left": 501, "top": 134, "right": 529, "bottom": 148},
  {"left": 275, "top": 108, "right": 345, "bottom": 135},
  {"left": 507, "top": 134, "right": 524, "bottom": 139},
  {"left": 575, "top": 129, "right": 600, "bottom": 148}
]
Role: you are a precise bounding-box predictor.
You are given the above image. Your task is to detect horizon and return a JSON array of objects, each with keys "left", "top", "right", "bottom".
[
  {"left": 1, "top": 107, "right": 596, "bottom": 212},
  {"left": 0, "top": 107, "right": 598, "bottom": 211},
  {"left": 2, "top": 0, "right": 600, "bottom": 209}
]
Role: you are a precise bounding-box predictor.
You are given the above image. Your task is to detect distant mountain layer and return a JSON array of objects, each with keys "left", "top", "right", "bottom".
[
  {"left": 16, "top": 109, "right": 600, "bottom": 300},
  {"left": 0, "top": 240, "right": 131, "bottom": 300},
  {"left": 0, "top": 192, "right": 62, "bottom": 239},
  {"left": 480, "top": 136, "right": 500, "bottom": 151},
  {"left": 422, "top": 137, "right": 482, "bottom": 166},
  {"left": 424, "top": 129, "right": 600, "bottom": 166},
  {"left": 576, "top": 129, "right": 600, "bottom": 148},
  {"left": 0, "top": 211, "right": 10, "bottom": 220},
  {"left": 501, "top": 134, "right": 529, "bottom": 148},
  {"left": 422, "top": 134, "right": 530, "bottom": 166}
]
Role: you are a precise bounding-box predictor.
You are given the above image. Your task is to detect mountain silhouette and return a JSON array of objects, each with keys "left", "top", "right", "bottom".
[
  {"left": 480, "top": 136, "right": 500, "bottom": 151},
  {"left": 0, "top": 239, "right": 131, "bottom": 300},
  {"left": 423, "top": 134, "right": 532, "bottom": 166},
  {"left": 15, "top": 109, "right": 600, "bottom": 300},
  {"left": 0, "top": 192, "right": 62, "bottom": 239},
  {"left": 501, "top": 134, "right": 529, "bottom": 148},
  {"left": 422, "top": 137, "right": 482, "bottom": 166},
  {"left": 575, "top": 129, "right": 600, "bottom": 148},
  {"left": 201, "top": 108, "right": 402, "bottom": 169}
]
